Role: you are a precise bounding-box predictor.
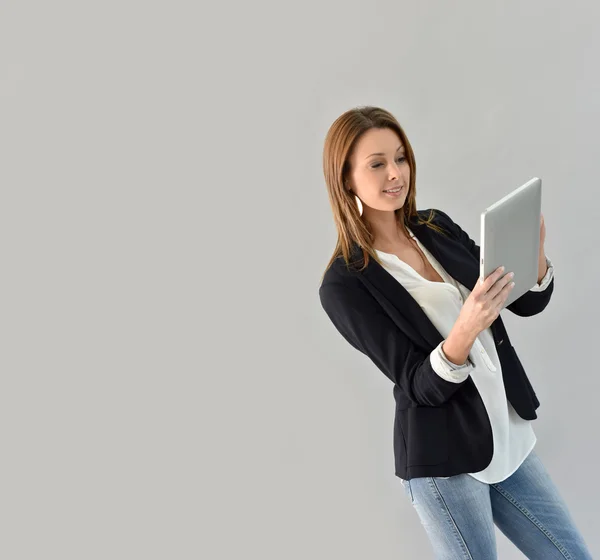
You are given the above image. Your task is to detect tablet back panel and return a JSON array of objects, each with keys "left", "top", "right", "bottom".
[{"left": 480, "top": 177, "right": 542, "bottom": 309}]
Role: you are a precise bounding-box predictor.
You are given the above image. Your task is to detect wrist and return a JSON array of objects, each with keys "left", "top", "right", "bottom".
[
  {"left": 443, "top": 333, "right": 474, "bottom": 366},
  {"left": 453, "top": 318, "right": 477, "bottom": 344},
  {"left": 445, "top": 321, "right": 477, "bottom": 360},
  {"left": 538, "top": 243, "right": 546, "bottom": 260},
  {"left": 538, "top": 250, "right": 548, "bottom": 282}
]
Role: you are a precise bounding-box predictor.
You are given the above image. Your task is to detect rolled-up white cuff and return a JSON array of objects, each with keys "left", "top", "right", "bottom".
[{"left": 430, "top": 340, "right": 473, "bottom": 384}]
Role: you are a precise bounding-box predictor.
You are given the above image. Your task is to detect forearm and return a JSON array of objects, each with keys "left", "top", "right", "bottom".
[{"left": 442, "top": 321, "right": 478, "bottom": 366}]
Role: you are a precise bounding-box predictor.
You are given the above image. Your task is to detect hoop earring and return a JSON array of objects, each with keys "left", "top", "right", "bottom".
[{"left": 354, "top": 195, "right": 363, "bottom": 216}]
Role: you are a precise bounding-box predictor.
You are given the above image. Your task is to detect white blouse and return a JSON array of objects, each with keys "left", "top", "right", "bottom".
[{"left": 375, "top": 228, "right": 555, "bottom": 484}]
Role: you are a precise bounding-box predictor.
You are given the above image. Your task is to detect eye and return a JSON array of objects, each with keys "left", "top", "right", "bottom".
[{"left": 371, "top": 156, "right": 406, "bottom": 169}]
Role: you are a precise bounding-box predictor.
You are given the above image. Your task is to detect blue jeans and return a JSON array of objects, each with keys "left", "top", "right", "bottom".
[{"left": 400, "top": 450, "right": 592, "bottom": 559}]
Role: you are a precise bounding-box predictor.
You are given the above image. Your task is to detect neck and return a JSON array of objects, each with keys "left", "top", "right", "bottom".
[{"left": 367, "top": 212, "right": 412, "bottom": 248}]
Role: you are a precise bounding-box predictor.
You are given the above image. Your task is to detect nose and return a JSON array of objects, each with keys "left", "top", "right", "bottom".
[{"left": 388, "top": 162, "right": 401, "bottom": 180}]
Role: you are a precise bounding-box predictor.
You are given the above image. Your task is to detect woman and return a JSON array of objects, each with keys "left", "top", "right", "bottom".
[{"left": 318, "top": 106, "right": 592, "bottom": 559}]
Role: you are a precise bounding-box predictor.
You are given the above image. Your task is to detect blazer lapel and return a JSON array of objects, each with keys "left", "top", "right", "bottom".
[
  {"left": 353, "top": 212, "right": 481, "bottom": 352},
  {"left": 410, "top": 216, "right": 480, "bottom": 291}
]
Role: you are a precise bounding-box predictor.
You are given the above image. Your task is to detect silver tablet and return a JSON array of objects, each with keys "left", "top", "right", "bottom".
[{"left": 480, "top": 177, "right": 542, "bottom": 309}]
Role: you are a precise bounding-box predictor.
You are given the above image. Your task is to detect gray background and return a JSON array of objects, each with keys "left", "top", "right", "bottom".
[{"left": 1, "top": 0, "right": 597, "bottom": 558}]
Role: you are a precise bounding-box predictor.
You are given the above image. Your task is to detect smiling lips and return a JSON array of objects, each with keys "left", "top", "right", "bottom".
[{"left": 383, "top": 186, "right": 403, "bottom": 194}]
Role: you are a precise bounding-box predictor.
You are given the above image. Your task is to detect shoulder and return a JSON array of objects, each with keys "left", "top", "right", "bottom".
[
  {"left": 419, "top": 207, "right": 456, "bottom": 228},
  {"left": 319, "top": 254, "right": 362, "bottom": 296},
  {"left": 417, "top": 207, "right": 462, "bottom": 241},
  {"left": 318, "top": 243, "right": 375, "bottom": 314}
]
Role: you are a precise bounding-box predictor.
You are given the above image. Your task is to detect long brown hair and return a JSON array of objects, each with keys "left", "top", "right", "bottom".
[{"left": 321, "top": 106, "right": 447, "bottom": 278}]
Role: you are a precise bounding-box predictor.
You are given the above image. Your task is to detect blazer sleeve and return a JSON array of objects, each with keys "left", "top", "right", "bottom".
[
  {"left": 434, "top": 208, "right": 554, "bottom": 317},
  {"left": 319, "top": 280, "right": 470, "bottom": 406}
]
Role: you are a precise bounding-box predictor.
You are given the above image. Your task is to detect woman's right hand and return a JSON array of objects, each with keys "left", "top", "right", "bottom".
[{"left": 458, "top": 266, "right": 515, "bottom": 338}]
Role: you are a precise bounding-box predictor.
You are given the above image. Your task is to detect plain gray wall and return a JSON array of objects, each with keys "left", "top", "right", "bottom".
[{"left": 2, "top": 0, "right": 598, "bottom": 558}]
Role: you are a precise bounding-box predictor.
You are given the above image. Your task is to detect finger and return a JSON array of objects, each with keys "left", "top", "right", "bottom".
[
  {"left": 491, "top": 277, "right": 514, "bottom": 306},
  {"left": 480, "top": 266, "right": 504, "bottom": 286},
  {"left": 493, "top": 272, "right": 513, "bottom": 298}
]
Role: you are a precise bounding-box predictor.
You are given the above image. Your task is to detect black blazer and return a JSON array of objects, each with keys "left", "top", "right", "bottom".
[{"left": 319, "top": 208, "right": 554, "bottom": 480}]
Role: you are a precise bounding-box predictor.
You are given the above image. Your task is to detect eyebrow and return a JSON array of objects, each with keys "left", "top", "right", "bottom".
[{"left": 365, "top": 146, "right": 405, "bottom": 159}]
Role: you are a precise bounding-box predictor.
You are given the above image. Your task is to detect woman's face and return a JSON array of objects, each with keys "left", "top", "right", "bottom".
[{"left": 346, "top": 127, "right": 411, "bottom": 213}]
